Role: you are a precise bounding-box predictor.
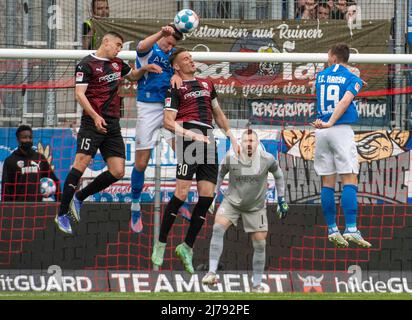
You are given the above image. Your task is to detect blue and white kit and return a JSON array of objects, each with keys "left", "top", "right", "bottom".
[{"left": 314, "top": 64, "right": 363, "bottom": 176}]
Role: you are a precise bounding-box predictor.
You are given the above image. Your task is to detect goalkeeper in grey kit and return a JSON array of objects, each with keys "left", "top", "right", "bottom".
[{"left": 202, "top": 129, "right": 289, "bottom": 293}]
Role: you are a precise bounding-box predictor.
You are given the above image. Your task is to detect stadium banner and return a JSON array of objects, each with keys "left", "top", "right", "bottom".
[
  {"left": 0, "top": 128, "right": 280, "bottom": 203},
  {"left": 94, "top": 18, "right": 392, "bottom": 126},
  {"left": 249, "top": 97, "right": 391, "bottom": 127},
  {"left": 1, "top": 128, "right": 412, "bottom": 204},
  {"left": 0, "top": 268, "right": 107, "bottom": 292},
  {"left": 281, "top": 129, "right": 412, "bottom": 204},
  {"left": 1, "top": 267, "right": 412, "bottom": 293}
]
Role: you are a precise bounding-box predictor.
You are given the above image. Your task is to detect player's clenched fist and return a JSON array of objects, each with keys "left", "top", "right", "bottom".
[
  {"left": 161, "top": 26, "right": 175, "bottom": 37},
  {"left": 93, "top": 115, "right": 107, "bottom": 134},
  {"left": 190, "top": 132, "right": 210, "bottom": 144}
]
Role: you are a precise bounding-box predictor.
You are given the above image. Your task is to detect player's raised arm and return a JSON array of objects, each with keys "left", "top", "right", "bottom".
[
  {"left": 137, "top": 25, "right": 176, "bottom": 54},
  {"left": 125, "top": 63, "right": 163, "bottom": 82}
]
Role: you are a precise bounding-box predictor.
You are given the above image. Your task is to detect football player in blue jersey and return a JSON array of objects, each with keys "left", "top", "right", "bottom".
[
  {"left": 312, "top": 43, "right": 371, "bottom": 249},
  {"left": 130, "top": 24, "right": 184, "bottom": 233}
]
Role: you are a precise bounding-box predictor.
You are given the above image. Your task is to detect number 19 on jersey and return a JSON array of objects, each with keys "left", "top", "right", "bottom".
[{"left": 319, "top": 84, "right": 340, "bottom": 114}]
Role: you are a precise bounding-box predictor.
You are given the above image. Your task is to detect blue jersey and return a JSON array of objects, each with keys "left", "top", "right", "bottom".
[
  {"left": 315, "top": 64, "right": 363, "bottom": 125},
  {"left": 135, "top": 43, "right": 175, "bottom": 103}
]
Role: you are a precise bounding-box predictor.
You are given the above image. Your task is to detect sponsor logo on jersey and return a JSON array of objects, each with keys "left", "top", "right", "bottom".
[
  {"left": 76, "top": 72, "right": 84, "bottom": 82},
  {"left": 17, "top": 160, "right": 24, "bottom": 168},
  {"left": 202, "top": 82, "right": 209, "bottom": 89},
  {"left": 153, "top": 56, "right": 169, "bottom": 67},
  {"left": 355, "top": 82, "right": 361, "bottom": 92},
  {"left": 99, "top": 72, "right": 121, "bottom": 83},
  {"left": 96, "top": 67, "right": 103, "bottom": 72},
  {"left": 183, "top": 89, "right": 211, "bottom": 100},
  {"left": 165, "top": 97, "right": 172, "bottom": 107},
  {"left": 112, "top": 62, "right": 119, "bottom": 70},
  {"left": 235, "top": 175, "right": 260, "bottom": 183}
]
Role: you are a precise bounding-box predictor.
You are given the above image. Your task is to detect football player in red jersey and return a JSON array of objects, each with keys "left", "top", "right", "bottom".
[
  {"left": 55, "top": 31, "right": 154, "bottom": 234},
  {"left": 151, "top": 48, "right": 239, "bottom": 274}
]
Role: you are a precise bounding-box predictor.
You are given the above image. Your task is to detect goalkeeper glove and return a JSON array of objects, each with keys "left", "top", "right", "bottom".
[{"left": 277, "top": 196, "right": 289, "bottom": 219}]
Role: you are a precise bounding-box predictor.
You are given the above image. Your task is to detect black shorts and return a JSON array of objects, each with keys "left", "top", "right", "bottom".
[
  {"left": 175, "top": 122, "right": 218, "bottom": 184},
  {"left": 76, "top": 116, "right": 125, "bottom": 161}
]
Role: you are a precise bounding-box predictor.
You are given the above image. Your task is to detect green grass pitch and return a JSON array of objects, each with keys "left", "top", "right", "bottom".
[{"left": 0, "top": 292, "right": 411, "bottom": 300}]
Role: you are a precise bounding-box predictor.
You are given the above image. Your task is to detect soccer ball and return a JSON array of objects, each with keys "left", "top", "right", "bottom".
[
  {"left": 40, "top": 177, "right": 56, "bottom": 198},
  {"left": 174, "top": 9, "right": 199, "bottom": 33}
]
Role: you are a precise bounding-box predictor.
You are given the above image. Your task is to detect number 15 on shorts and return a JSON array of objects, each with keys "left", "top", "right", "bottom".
[{"left": 80, "top": 138, "right": 91, "bottom": 151}]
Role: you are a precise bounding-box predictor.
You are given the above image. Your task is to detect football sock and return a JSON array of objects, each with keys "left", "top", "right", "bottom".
[
  {"left": 209, "top": 223, "right": 226, "bottom": 273},
  {"left": 184, "top": 196, "right": 214, "bottom": 248},
  {"left": 76, "top": 171, "right": 118, "bottom": 201},
  {"left": 342, "top": 184, "right": 358, "bottom": 231},
  {"left": 131, "top": 167, "right": 145, "bottom": 203},
  {"left": 321, "top": 187, "right": 338, "bottom": 232},
  {"left": 159, "top": 195, "right": 185, "bottom": 243},
  {"left": 252, "top": 239, "right": 266, "bottom": 287},
  {"left": 58, "top": 168, "right": 83, "bottom": 216}
]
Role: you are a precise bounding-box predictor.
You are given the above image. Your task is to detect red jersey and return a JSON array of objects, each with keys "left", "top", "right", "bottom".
[
  {"left": 164, "top": 78, "right": 218, "bottom": 127},
  {"left": 75, "top": 53, "right": 131, "bottom": 119}
]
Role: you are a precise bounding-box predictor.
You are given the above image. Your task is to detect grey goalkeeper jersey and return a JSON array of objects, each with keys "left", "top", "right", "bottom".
[{"left": 216, "top": 149, "right": 285, "bottom": 212}]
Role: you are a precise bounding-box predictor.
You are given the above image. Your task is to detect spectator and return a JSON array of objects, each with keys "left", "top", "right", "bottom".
[
  {"left": 295, "top": 0, "right": 307, "bottom": 19},
  {"left": 346, "top": 2, "right": 359, "bottom": 24},
  {"left": 327, "top": 0, "right": 335, "bottom": 11},
  {"left": 331, "top": 0, "right": 347, "bottom": 19},
  {"left": 300, "top": 0, "right": 317, "bottom": 20},
  {"left": 83, "top": 0, "right": 110, "bottom": 50},
  {"left": 317, "top": 2, "right": 331, "bottom": 20},
  {"left": 1, "top": 125, "right": 60, "bottom": 202}
]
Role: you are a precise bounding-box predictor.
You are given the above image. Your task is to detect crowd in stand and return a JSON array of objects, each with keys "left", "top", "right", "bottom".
[{"left": 295, "top": 0, "right": 358, "bottom": 21}]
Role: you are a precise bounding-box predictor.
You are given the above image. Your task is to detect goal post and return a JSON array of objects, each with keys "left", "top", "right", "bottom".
[
  {"left": 0, "top": 48, "right": 411, "bottom": 276},
  {"left": 2, "top": 48, "right": 412, "bottom": 63}
]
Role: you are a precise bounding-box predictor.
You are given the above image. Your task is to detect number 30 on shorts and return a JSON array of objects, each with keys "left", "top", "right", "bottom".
[{"left": 177, "top": 163, "right": 188, "bottom": 176}]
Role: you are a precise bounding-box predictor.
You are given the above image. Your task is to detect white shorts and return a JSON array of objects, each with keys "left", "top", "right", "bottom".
[
  {"left": 314, "top": 124, "right": 359, "bottom": 176},
  {"left": 135, "top": 101, "right": 174, "bottom": 150}
]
